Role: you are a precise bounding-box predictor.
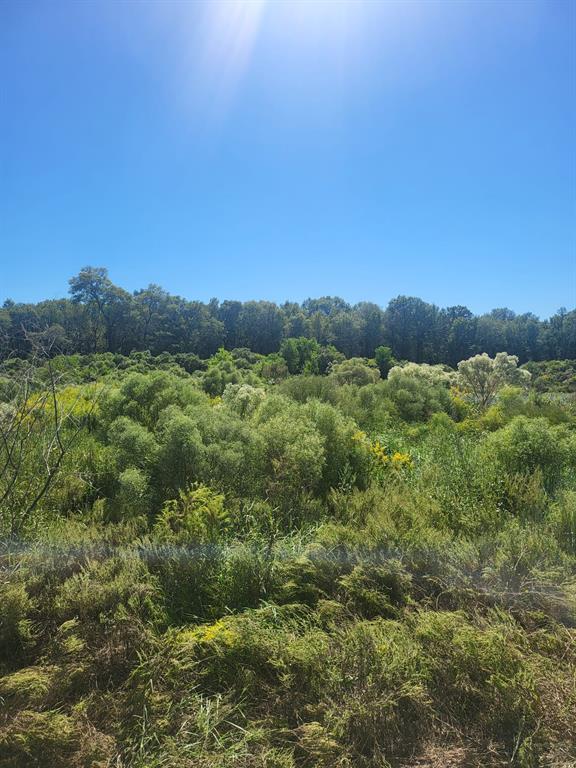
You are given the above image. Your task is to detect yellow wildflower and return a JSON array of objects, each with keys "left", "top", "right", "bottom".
[
  {"left": 193, "top": 619, "right": 237, "bottom": 646},
  {"left": 391, "top": 451, "right": 412, "bottom": 469}
]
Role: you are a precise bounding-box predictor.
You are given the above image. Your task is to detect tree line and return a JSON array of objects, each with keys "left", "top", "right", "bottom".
[{"left": 1, "top": 266, "right": 574, "bottom": 363}]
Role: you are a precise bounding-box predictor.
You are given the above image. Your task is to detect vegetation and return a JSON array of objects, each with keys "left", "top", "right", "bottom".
[
  {"left": 0, "top": 286, "right": 575, "bottom": 767},
  {"left": 1, "top": 267, "right": 575, "bottom": 363}
]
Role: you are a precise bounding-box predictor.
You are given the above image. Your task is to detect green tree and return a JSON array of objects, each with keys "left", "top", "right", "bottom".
[
  {"left": 69, "top": 266, "right": 133, "bottom": 352},
  {"left": 280, "top": 337, "right": 321, "bottom": 374},
  {"left": 384, "top": 296, "right": 439, "bottom": 362},
  {"left": 374, "top": 346, "right": 395, "bottom": 378},
  {"left": 457, "top": 352, "right": 531, "bottom": 409},
  {"left": 236, "top": 301, "right": 284, "bottom": 354}
]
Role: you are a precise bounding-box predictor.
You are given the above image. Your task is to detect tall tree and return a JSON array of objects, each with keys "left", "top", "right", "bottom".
[
  {"left": 69, "top": 266, "right": 132, "bottom": 352},
  {"left": 384, "top": 296, "right": 438, "bottom": 362}
]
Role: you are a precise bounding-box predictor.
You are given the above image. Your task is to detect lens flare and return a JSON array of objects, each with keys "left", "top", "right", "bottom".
[{"left": 197, "top": 0, "right": 268, "bottom": 116}]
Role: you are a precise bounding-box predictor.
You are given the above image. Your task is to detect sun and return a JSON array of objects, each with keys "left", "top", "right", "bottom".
[
  {"left": 160, "top": 0, "right": 381, "bottom": 121},
  {"left": 196, "top": 0, "right": 365, "bottom": 109}
]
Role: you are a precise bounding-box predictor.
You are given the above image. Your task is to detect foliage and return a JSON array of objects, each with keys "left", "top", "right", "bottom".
[
  {"left": 457, "top": 352, "right": 532, "bottom": 409},
  {"left": 154, "top": 484, "right": 229, "bottom": 543},
  {"left": 386, "top": 362, "right": 453, "bottom": 421},
  {"left": 3, "top": 269, "right": 574, "bottom": 364},
  {"left": 0, "top": 338, "right": 575, "bottom": 767},
  {"left": 481, "top": 415, "right": 575, "bottom": 494},
  {"left": 523, "top": 358, "right": 576, "bottom": 393},
  {"left": 329, "top": 357, "right": 380, "bottom": 386},
  {"left": 374, "top": 344, "right": 395, "bottom": 378}
]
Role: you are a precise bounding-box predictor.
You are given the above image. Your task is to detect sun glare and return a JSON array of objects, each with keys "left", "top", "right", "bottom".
[
  {"left": 196, "top": 0, "right": 268, "bottom": 114},
  {"left": 193, "top": 0, "right": 368, "bottom": 116}
]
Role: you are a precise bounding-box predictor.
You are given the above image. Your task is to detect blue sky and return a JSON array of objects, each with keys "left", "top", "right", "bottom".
[{"left": 0, "top": 0, "right": 574, "bottom": 318}]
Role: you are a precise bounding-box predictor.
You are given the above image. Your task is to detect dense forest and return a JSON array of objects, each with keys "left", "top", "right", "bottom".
[
  {"left": 0, "top": 278, "right": 575, "bottom": 767},
  {"left": 1, "top": 267, "right": 575, "bottom": 363}
]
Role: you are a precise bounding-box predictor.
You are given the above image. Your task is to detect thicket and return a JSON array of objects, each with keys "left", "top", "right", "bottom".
[
  {"left": 1, "top": 266, "right": 575, "bottom": 363},
  {"left": 0, "top": 346, "right": 575, "bottom": 767}
]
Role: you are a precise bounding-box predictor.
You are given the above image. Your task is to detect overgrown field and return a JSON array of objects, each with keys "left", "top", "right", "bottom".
[{"left": 0, "top": 349, "right": 575, "bottom": 767}]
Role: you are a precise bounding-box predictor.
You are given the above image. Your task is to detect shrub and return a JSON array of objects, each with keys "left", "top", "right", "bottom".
[
  {"left": 338, "top": 562, "right": 410, "bottom": 618},
  {"left": 0, "top": 666, "right": 53, "bottom": 711},
  {"left": 330, "top": 358, "right": 380, "bottom": 387},
  {"left": 326, "top": 619, "right": 430, "bottom": 756},
  {"left": 457, "top": 352, "right": 531, "bottom": 409},
  {"left": 258, "top": 411, "right": 325, "bottom": 503},
  {"left": 386, "top": 363, "right": 452, "bottom": 421},
  {"left": 108, "top": 416, "right": 158, "bottom": 471},
  {"left": 154, "top": 484, "right": 229, "bottom": 543},
  {"left": 0, "top": 583, "right": 35, "bottom": 669},
  {"left": 221, "top": 382, "right": 266, "bottom": 418},
  {"left": 549, "top": 490, "right": 576, "bottom": 555},
  {"left": 0, "top": 710, "right": 113, "bottom": 768},
  {"left": 113, "top": 467, "right": 151, "bottom": 521},
  {"left": 54, "top": 554, "right": 163, "bottom": 627},
  {"left": 413, "top": 611, "right": 538, "bottom": 747},
  {"left": 482, "top": 416, "right": 575, "bottom": 494},
  {"left": 155, "top": 407, "right": 205, "bottom": 495}
]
